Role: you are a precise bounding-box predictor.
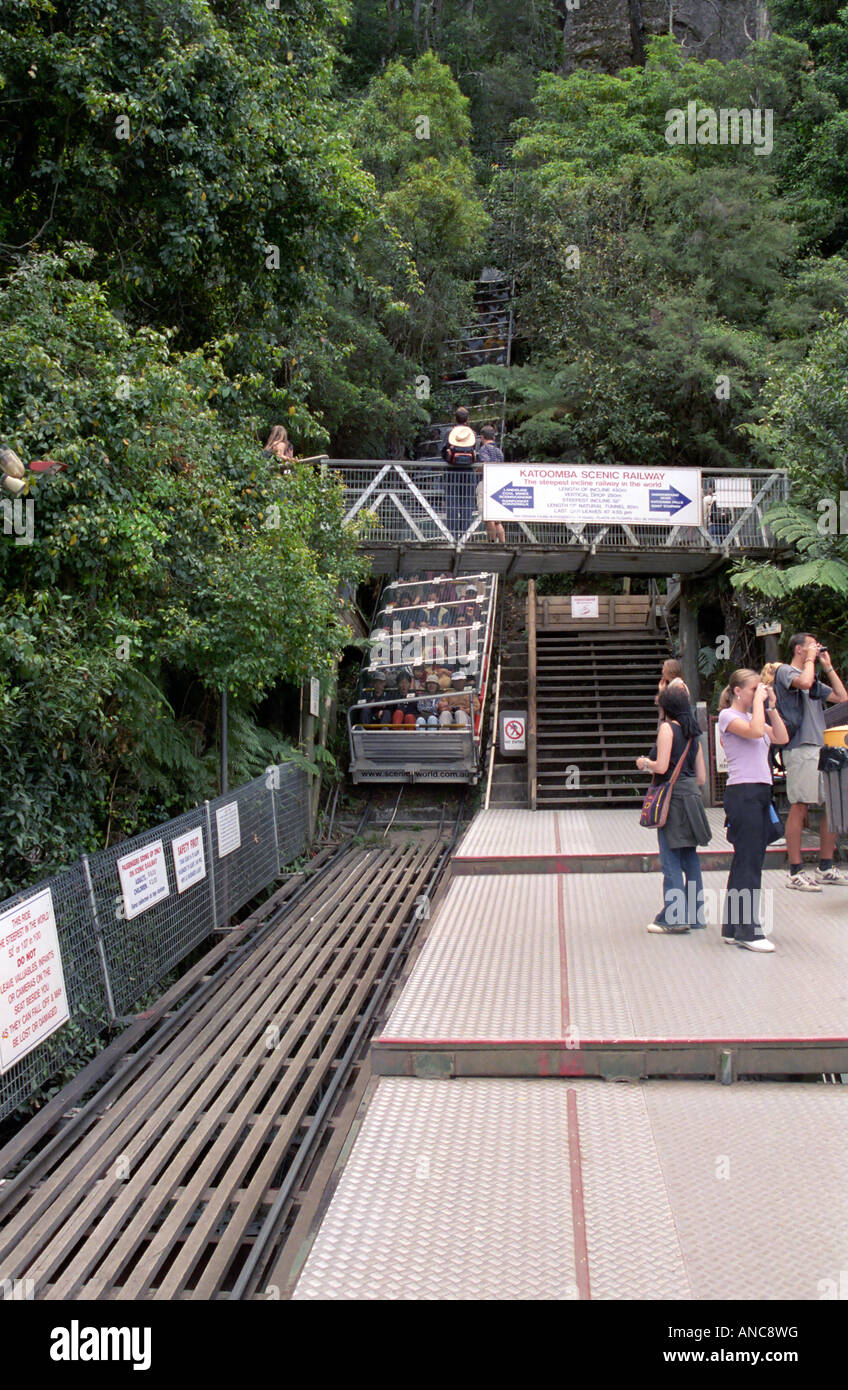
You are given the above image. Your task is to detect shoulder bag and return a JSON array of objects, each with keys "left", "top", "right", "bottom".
[{"left": 639, "top": 739, "right": 693, "bottom": 829}]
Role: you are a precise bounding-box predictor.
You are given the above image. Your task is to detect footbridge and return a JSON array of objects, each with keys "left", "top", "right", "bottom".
[{"left": 333, "top": 461, "right": 788, "bottom": 576}]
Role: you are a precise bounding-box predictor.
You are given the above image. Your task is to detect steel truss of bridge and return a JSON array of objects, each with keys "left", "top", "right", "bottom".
[{"left": 330, "top": 462, "right": 789, "bottom": 576}]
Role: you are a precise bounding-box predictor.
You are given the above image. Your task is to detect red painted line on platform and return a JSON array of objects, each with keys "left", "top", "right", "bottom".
[
  {"left": 567, "top": 1088, "right": 591, "bottom": 1301},
  {"left": 376, "top": 1034, "right": 847, "bottom": 1046},
  {"left": 557, "top": 872, "right": 570, "bottom": 1039},
  {"left": 553, "top": 814, "right": 562, "bottom": 855}
]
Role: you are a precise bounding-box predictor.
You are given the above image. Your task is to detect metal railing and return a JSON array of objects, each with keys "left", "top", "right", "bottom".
[
  {"left": 0, "top": 764, "right": 308, "bottom": 1122},
  {"left": 333, "top": 462, "right": 789, "bottom": 552}
]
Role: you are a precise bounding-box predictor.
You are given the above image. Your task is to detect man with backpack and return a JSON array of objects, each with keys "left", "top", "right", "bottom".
[
  {"left": 775, "top": 633, "right": 848, "bottom": 889},
  {"left": 476, "top": 425, "right": 507, "bottom": 543},
  {"left": 441, "top": 407, "right": 477, "bottom": 540}
]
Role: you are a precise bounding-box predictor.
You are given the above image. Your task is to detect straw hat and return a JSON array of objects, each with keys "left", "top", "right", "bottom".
[{"left": 447, "top": 426, "right": 476, "bottom": 449}]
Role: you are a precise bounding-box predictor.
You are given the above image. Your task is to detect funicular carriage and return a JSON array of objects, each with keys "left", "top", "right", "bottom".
[{"left": 348, "top": 572, "right": 498, "bottom": 783}]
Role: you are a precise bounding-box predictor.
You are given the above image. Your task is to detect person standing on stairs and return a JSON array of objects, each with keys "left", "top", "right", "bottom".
[
  {"left": 476, "top": 425, "right": 506, "bottom": 543},
  {"left": 637, "top": 687, "right": 711, "bottom": 934},
  {"left": 441, "top": 407, "right": 477, "bottom": 540},
  {"left": 717, "top": 669, "right": 789, "bottom": 952}
]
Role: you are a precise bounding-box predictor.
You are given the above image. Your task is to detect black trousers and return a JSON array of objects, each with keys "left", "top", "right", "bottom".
[{"left": 722, "top": 782, "right": 772, "bottom": 941}]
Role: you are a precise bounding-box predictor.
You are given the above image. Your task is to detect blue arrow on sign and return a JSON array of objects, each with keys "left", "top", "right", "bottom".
[
  {"left": 649, "top": 486, "right": 691, "bottom": 517},
  {"left": 492, "top": 482, "right": 534, "bottom": 512}
]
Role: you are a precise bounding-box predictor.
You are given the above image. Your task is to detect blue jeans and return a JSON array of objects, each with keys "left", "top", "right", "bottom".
[
  {"left": 445, "top": 469, "right": 475, "bottom": 539},
  {"left": 655, "top": 827, "right": 706, "bottom": 927}
]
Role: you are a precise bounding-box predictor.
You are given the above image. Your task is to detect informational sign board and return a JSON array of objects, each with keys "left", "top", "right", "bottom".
[
  {"left": 117, "top": 840, "right": 170, "bottom": 920},
  {"left": 715, "top": 729, "right": 728, "bottom": 774},
  {"left": 571, "top": 596, "right": 599, "bottom": 619},
  {"left": 171, "top": 828, "right": 207, "bottom": 894},
  {"left": 0, "top": 887, "right": 69, "bottom": 1073},
  {"left": 216, "top": 801, "right": 241, "bottom": 858},
  {"left": 309, "top": 677, "right": 321, "bottom": 718},
  {"left": 482, "top": 465, "right": 702, "bottom": 527},
  {"left": 500, "top": 711, "right": 527, "bottom": 755}
]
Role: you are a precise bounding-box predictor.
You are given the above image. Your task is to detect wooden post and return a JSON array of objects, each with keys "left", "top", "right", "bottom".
[
  {"left": 528, "top": 579, "right": 537, "bottom": 812},
  {"left": 678, "top": 578, "right": 701, "bottom": 702}
]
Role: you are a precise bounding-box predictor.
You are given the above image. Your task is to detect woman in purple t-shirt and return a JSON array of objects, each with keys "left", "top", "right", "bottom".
[{"left": 717, "top": 668, "right": 789, "bottom": 952}]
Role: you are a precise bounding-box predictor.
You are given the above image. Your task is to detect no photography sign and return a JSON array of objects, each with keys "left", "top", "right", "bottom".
[{"left": 483, "top": 464, "right": 702, "bottom": 527}]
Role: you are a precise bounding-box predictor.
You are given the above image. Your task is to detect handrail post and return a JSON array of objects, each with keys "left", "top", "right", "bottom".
[{"left": 528, "top": 578, "right": 537, "bottom": 812}]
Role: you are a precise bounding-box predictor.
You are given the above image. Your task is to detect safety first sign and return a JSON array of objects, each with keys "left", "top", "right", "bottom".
[
  {"left": 482, "top": 465, "right": 702, "bottom": 527},
  {"left": 0, "top": 888, "right": 69, "bottom": 1073}
]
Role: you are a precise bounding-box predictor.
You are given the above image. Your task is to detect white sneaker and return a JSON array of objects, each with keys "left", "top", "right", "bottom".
[
  {"left": 736, "top": 937, "right": 776, "bottom": 953},
  {"left": 813, "top": 866, "right": 848, "bottom": 885},
  {"left": 787, "top": 871, "right": 823, "bottom": 892}
]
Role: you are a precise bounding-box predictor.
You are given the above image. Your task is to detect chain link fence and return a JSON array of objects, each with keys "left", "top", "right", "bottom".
[{"left": 0, "top": 764, "right": 308, "bottom": 1122}]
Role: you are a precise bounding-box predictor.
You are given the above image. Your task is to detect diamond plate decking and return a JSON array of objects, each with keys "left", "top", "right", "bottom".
[
  {"left": 452, "top": 807, "right": 814, "bottom": 875},
  {"left": 374, "top": 871, "right": 848, "bottom": 1077},
  {"left": 292, "top": 1077, "right": 848, "bottom": 1300}
]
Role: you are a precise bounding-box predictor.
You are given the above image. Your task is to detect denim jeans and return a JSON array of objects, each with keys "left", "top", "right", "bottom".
[
  {"left": 721, "top": 782, "right": 771, "bottom": 942},
  {"left": 655, "top": 827, "right": 706, "bottom": 927},
  {"left": 445, "top": 469, "right": 476, "bottom": 539}
]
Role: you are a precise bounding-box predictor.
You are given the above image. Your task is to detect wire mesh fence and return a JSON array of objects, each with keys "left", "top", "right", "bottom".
[{"left": 0, "top": 763, "right": 308, "bottom": 1121}]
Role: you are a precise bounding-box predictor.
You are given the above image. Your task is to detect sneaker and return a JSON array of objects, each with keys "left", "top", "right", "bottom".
[
  {"left": 787, "top": 871, "right": 823, "bottom": 892},
  {"left": 736, "top": 937, "right": 776, "bottom": 953},
  {"left": 722, "top": 934, "right": 738, "bottom": 944},
  {"left": 646, "top": 922, "right": 689, "bottom": 934},
  {"left": 813, "top": 866, "right": 848, "bottom": 885}
]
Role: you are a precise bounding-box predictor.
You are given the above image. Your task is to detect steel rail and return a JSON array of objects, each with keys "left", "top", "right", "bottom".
[
  {"left": 229, "top": 796, "right": 466, "bottom": 1300},
  {"left": 0, "top": 848, "right": 384, "bottom": 1280}
]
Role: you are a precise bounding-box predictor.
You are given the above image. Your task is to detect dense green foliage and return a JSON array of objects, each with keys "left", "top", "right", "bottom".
[
  {"left": 0, "top": 249, "right": 365, "bottom": 894},
  {"left": 6, "top": 0, "right": 848, "bottom": 895},
  {"left": 471, "top": 37, "right": 848, "bottom": 470}
]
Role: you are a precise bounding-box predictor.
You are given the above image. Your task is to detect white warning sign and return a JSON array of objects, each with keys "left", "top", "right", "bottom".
[
  {"left": 215, "top": 801, "right": 241, "bottom": 858},
  {"left": 502, "top": 715, "right": 527, "bottom": 753},
  {"left": 171, "top": 828, "right": 207, "bottom": 894},
  {"left": 0, "top": 887, "right": 70, "bottom": 1073},
  {"left": 571, "top": 596, "right": 599, "bottom": 619},
  {"left": 116, "top": 840, "right": 170, "bottom": 920}
]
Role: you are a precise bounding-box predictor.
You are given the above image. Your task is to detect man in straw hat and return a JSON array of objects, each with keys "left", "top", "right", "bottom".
[{"left": 441, "top": 407, "right": 477, "bottom": 540}]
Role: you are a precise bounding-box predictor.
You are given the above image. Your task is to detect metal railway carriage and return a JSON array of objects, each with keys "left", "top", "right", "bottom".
[{"left": 348, "top": 572, "right": 498, "bottom": 784}]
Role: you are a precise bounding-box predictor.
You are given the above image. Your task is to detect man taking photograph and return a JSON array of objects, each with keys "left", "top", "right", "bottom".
[{"left": 776, "top": 633, "right": 848, "bottom": 890}]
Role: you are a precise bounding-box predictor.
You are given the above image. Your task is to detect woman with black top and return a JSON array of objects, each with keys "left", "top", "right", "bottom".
[{"left": 636, "top": 687, "right": 711, "bottom": 934}]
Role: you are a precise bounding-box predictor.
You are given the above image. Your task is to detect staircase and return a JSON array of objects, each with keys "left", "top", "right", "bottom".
[
  {"left": 535, "top": 629, "right": 672, "bottom": 808},
  {"left": 416, "top": 270, "right": 512, "bottom": 460},
  {"left": 487, "top": 636, "right": 529, "bottom": 808}
]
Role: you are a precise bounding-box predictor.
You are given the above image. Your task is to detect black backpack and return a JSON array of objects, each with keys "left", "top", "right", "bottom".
[{"left": 775, "top": 666, "right": 829, "bottom": 742}]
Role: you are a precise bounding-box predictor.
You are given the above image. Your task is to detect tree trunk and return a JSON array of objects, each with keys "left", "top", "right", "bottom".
[{"left": 629, "top": 0, "right": 645, "bottom": 65}]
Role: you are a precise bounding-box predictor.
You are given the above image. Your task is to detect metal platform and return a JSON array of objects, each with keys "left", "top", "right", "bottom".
[
  {"left": 373, "top": 871, "right": 848, "bottom": 1077},
  {"left": 292, "top": 1077, "right": 848, "bottom": 1300},
  {"left": 452, "top": 807, "right": 814, "bottom": 875}
]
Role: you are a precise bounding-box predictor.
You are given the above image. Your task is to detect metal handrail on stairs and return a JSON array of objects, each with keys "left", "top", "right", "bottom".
[{"left": 528, "top": 578, "right": 537, "bottom": 812}]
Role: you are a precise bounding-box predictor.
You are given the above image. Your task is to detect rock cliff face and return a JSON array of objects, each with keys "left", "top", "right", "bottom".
[{"left": 559, "top": 1, "right": 771, "bottom": 73}]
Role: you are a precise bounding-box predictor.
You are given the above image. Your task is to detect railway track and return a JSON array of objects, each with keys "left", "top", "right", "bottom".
[{"left": 0, "top": 815, "right": 460, "bottom": 1300}]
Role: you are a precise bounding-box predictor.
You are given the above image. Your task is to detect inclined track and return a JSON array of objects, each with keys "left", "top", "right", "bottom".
[{"left": 0, "top": 829, "right": 451, "bottom": 1299}]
